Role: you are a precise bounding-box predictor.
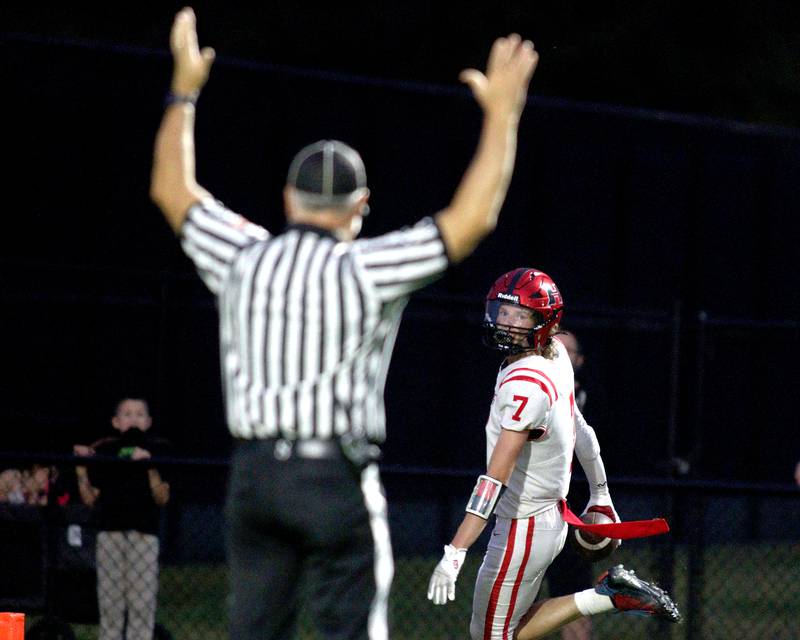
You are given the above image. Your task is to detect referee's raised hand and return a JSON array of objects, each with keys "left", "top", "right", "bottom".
[
  {"left": 170, "top": 7, "right": 216, "bottom": 98},
  {"left": 459, "top": 34, "right": 538, "bottom": 121},
  {"left": 152, "top": 9, "right": 542, "bottom": 636}
]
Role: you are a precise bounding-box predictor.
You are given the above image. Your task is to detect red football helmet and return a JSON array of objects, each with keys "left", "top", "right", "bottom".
[{"left": 483, "top": 268, "right": 564, "bottom": 354}]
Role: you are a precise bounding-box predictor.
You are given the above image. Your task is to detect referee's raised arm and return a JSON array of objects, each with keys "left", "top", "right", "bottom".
[
  {"left": 150, "top": 7, "right": 216, "bottom": 233},
  {"left": 436, "top": 34, "right": 539, "bottom": 264},
  {"left": 147, "top": 9, "right": 541, "bottom": 640}
]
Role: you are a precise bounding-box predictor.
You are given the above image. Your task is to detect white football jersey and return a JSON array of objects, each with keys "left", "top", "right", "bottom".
[{"left": 486, "top": 339, "right": 576, "bottom": 519}]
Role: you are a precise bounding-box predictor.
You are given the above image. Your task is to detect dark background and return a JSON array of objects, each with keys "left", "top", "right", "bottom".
[
  {"left": 7, "top": 1, "right": 800, "bottom": 128},
  {"left": 2, "top": 2, "right": 799, "bottom": 482}
]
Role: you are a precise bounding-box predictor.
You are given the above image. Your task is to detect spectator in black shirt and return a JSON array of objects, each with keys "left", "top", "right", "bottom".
[{"left": 74, "top": 397, "right": 170, "bottom": 640}]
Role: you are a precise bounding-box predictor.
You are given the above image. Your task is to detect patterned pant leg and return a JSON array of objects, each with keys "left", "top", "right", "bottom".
[
  {"left": 97, "top": 531, "right": 127, "bottom": 640},
  {"left": 470, "top": 507, "right": 568, "bottom": 640},
  {"left": 124, "top": 531, "right": 160, "bottom": 640}
]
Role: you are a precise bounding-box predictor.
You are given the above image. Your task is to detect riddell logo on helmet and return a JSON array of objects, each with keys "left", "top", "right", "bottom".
[{"left": 496, "top": 293, "right": 519, "bottom": 302}]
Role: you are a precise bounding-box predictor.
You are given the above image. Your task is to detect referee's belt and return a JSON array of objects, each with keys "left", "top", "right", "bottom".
[{"left": 253, "top": 438, "right": 342, "bottom": 461}]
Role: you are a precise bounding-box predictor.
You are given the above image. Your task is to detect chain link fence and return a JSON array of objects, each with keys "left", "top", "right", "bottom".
[{"left": 1, "top": 457, "right": 798, "bottom": 640}]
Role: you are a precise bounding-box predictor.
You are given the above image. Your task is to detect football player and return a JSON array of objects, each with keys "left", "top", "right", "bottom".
[{"left": 426, "top": 268, "right": 680, "bottom": 639}]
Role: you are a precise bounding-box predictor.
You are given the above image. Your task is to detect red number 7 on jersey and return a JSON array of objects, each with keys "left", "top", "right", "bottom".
[{"left": 511, "top": 395, "right": 529, "bottom": 421}]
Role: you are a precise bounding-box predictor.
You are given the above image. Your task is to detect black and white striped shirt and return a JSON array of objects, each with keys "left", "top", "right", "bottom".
[{"left": 180, "top": 198, "right": 449, "bottom": 443}]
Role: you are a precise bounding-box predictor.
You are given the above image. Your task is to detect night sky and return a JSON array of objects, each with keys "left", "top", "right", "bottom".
[
  {"left": 5, "top": 0, "right": 800, "bottom": 128},
  {"left": 3, "top": 1, "right": 799, "bottom": 480}
]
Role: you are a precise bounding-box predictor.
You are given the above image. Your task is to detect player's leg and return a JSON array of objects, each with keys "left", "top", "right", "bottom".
[
  {"left": 559, "top": 616, "right": 593, "bottom": 640},
  {"left": 96, "top": 531, "right": 126, "bottom": 640},
  {"left": 513, "top": 507, "right": 601, "bottom": 640},
  {"left": 304, "top": 462, "right": 393, "bottom": 640},
  {"left": 514, "top": 595, "right": 584, "bottom": 639},
  {"left": 594, "top": 565, "right": 681, "bottom": 621},
  {"left": 544, "top": 539, "right": 595, "bottom": 640},
  {"left": 516, "top": 564, "right": 682, "bottom": 639},
  {"left": 470, "top": 506, "right": 565, "bottom": 640}
]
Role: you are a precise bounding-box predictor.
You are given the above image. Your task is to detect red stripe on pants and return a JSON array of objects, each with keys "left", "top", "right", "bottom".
[
  {"left": 502, "top": 519, "right": 535, "bottom": 639},
  {"left": 484, "top": 519, "right": 518, "bottom": 640}
]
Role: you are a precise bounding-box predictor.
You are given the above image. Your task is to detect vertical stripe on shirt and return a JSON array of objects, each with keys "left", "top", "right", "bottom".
[{"left": 180, "top": 205, "right": 449, "bottom": 443}]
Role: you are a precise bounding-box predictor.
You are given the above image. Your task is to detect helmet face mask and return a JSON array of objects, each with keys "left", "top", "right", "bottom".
[
  {"left": 483, "top": 301, "right": 544, "bottom": 353},
  {"left": 482, "top": 268, "right": 564, "bottom": 355}
]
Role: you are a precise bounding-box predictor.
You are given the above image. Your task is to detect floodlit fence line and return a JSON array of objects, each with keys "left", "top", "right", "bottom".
[{"left": 0, "top": 456, "right": 798, "bottom": 639}]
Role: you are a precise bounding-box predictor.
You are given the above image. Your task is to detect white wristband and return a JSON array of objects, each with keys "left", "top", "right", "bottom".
[{"left": 465, "top": 474, "right": 505, "bottom": 520}]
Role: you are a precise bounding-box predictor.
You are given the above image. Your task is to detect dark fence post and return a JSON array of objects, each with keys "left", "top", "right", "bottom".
[
  {"left": 655, "top": 489, "right": 677, "bottom": 640},
  {"left": 685, "top": 489, "right": 707, "bottom": 640},
  {"left": 666, "top": 300, "right": 682, "bottom": 466},
  {"left": 652, "top": 301, "right": 682, "bottom": 640},
  {"left": 690, "top": 312, "right": 707, "bottom": 474}
]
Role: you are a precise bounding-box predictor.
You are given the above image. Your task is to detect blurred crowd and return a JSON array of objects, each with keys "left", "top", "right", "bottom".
[{"left": 0, "top": 463, "right": 70, "bottom": 506}]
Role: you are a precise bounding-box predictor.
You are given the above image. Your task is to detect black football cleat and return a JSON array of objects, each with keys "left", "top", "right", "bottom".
[{"left": 595, "top": 564, "right": 682, "bottom": 623}]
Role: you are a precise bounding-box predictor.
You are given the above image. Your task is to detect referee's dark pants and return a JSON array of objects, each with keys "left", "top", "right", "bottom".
[{"left": 226, "top": 438, "right": 393, "bottom": 640}]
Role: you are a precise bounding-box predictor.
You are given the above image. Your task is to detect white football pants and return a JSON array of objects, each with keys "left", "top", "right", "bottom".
[{"left": 470, "top": 504, "right": 567, "bottom": 640}]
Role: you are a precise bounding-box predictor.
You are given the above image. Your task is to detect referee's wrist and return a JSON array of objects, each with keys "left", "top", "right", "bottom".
[{"left": 164, "top": 90, "right": 199, "bottom": 108}]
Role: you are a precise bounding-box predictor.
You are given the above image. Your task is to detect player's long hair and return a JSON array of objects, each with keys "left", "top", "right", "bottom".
[{"left": 540, "top": 324, "right": 561, "bottom": 360}]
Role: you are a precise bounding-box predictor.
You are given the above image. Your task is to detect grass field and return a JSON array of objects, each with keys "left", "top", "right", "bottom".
[{"left": 62, "top": 542, "right": 799, "bottom": 640}]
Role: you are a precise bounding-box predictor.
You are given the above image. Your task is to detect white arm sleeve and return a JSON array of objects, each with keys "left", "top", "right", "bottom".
[
  {"left": 574, "top": 408, "right": 610, "bottom": 502},
  {"left": 574, "top": 407, "right": 600, "bottom": 461}
]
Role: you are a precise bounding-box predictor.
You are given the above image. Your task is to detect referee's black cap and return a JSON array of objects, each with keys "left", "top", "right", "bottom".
[{"left": 287, "top": 140, "right": 369, "bottom": 211}]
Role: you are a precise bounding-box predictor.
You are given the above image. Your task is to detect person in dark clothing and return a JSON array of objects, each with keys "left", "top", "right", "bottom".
[{"left": 74, "top": 397, "right": 171, "bottom": 640}]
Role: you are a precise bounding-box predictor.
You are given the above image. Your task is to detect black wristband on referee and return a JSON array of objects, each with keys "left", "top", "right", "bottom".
[{"left": 164, "top": 91, "right": 199, "bottom": 107}]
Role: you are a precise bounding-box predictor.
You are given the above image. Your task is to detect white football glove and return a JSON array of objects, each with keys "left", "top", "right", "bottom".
[
  {"left": 427, "top": 544, "right": 467, "bottom": 605},
  {"left": 582, "top": 501, "right": 622, "bottom": 549},
  {"left": 582, "top": 501, "right": 621, "bottom": 524}
]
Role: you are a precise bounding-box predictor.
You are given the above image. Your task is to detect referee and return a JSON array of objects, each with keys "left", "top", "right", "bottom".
[{"left": 151, "top": 8, "right": 539, "bottom": 640}]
